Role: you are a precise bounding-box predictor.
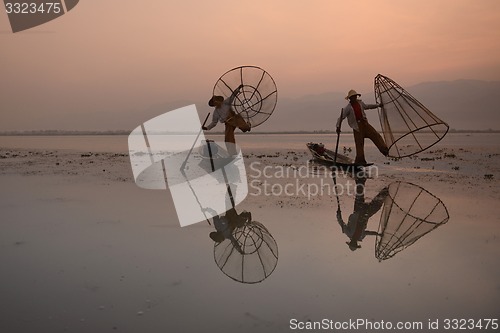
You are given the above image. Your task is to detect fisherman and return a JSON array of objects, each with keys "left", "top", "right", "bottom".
[
  {"left": 336, "top": 89, "right": 389, "bottom": 165},
  {"left": 203, "top": 84, "right": 251, "bottom": 144}
]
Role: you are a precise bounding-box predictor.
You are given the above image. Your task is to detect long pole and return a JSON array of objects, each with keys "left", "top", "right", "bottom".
[
  {"left": 176, "top": 113, "right": 213, "bottom": 225},
  {"left": 180, "top": 113, "right": 211, "bottom": 171},
  {"left": 333, "top": 108, "right": 343, "bottom": 217},
  {"left": 334, "top": 108, "right": 343, "bottom": 165}
]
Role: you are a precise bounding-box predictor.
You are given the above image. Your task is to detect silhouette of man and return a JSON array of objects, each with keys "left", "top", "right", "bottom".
[
  {"left": 336, "top": 89, "right": 389, "bottom": 165},
  {"left": 337, "top": 176, "right": 389, "bottom": 251},
  {"left": 204, "top": 84, "right": 251, "bottom": 144}
]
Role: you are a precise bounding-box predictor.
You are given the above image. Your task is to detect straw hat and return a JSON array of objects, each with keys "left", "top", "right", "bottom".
[
  {"left": 208, "top": 95, "right": 224, "bottom": 107},
  {"left": 345, "top": 89, "right": 361, "bottom": 100}
]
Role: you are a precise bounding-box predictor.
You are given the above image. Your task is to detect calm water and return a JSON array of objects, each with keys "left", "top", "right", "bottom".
[
  {"left": 0, "top": 133, "right": 499, "bottom": 333},
  {"left": 1, "top": 133, "right": 500, "bottom": 153}
]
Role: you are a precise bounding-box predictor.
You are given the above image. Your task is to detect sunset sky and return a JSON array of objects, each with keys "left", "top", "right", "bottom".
[{"left": 1, "top": 0, "right": 500, "bottom": 130}]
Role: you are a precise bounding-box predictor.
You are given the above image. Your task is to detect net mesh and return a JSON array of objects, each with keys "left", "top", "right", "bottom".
[
  {"left": 213, "top": 66, "right": 278, "bottom": 127},
  {"left": 214, "top": 220, "right": 278, "bottom": 284},
  {"left": 374, "top": 74, "right": 449, "bottom": 158},
  {"left": 375, "top": 182, "right": 449, "bottom": 261}
]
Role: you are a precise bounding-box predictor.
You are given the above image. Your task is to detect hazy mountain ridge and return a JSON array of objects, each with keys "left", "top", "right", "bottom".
[
  {"left": 76, "top": 79, "right": 499, "bottom": 133},
  {"left": 2, "top": 80, "right": 498, "bottom": 132},
  {"left": 258, "top": 79, "right": 500, "bottom": 132},
  {"left": 405, "top": 80, "right": 500, "bottom": 130}
]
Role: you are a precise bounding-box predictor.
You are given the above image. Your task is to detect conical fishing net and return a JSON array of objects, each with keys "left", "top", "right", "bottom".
[
  {"left": 374, "top": 74, "right": 449, "bottom": 158},
  {"left": 213, "top": 66, "right": 278, "bottom": 127},
  {"left": 214, "top": 220, "right": 278, "bottom": 284},
  {"left": 376, "top": 182, "right": 449, "bottom": 261}
]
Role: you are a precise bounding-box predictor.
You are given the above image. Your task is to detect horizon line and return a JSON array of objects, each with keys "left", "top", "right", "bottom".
[{"left": 1, "top": 129, "right": 500, "bottom": 135}]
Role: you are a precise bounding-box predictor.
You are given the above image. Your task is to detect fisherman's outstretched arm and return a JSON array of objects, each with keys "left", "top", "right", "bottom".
[
  {"left": 361, "top": 101, "right": 383, "bottom": 110},
  {"left": 227, "top": 84, "right": 244, "bottom": 104}
]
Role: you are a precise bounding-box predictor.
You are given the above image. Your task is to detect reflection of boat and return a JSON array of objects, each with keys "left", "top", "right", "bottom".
[
  {"left": 375, "top": 181, "right": 450, "bottom": 261},
  {"left": 306, "top": 142, "right": 373, "bottom": 167}
]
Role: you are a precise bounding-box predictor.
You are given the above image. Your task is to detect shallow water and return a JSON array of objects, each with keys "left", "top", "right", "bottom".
[
  {"left": 1, "top": 175, "right": 498, "bottom": 333},
  {"left": 1, "top": 132, "right": 499, "bottom": 153},
  {"left": 0, "top": 134, "right": 499, "bottom": 333}
]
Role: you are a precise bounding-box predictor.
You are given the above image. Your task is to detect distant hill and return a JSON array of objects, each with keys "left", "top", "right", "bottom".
[
  {"left": 3, "top": 79, "right": 497, "bottom": 132},
  {"left": 61, "top": 79, "right": 498, "bottom": 133},
  {"left": 404, "top": 80, "right": 500, "bottom": 131},
  {"left": 256, "top": 79, "right": 500, "bottom": 132}
]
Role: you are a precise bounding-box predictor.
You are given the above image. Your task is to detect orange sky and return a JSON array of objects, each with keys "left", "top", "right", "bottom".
[{"left": 1, "top": 0, "right": 500, "bottom": 130}]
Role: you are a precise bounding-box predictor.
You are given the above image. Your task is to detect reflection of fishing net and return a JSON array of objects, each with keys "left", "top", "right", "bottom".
[
  {"left": 213, "top": 66, "right": 278, "bottom": 127},
  {"left": 376, "top": 182, "right": 449, "bottom": 261},
  {"left": 214, "top": 220, "right": 278, "bottom": 284},
  {"left": 374, "top": 74, "right": 449, "bottom": 158}
]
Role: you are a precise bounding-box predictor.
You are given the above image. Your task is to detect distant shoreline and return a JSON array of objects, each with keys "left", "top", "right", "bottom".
[{"left": 1, "top": 129, "right": 499, "bottom": 136}]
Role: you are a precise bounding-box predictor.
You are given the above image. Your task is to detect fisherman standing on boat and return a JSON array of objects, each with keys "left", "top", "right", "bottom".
[
  {"left": 204, "top": 84, "right": 251, "bottom": 144},
  {"left": 336, "top": 90, "right": 389, "bottom": 165}
]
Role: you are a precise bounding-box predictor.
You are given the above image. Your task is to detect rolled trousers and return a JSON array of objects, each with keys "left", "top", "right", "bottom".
[
  {"left": 224, "top": 111, "right": 251, "bottom": 144},
  {"left": 353, "top": 119, "right": 388, "bottom": 164}
]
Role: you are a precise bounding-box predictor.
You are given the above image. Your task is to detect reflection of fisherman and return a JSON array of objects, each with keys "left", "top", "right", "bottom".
[
  {"left": 336, "top": 89, "right": 389, "bottom": 165},
  {"left": 208, "top": 208, "right": 252, "bottom": 254},
  {"left": 337, "top": 176, "right": 389, "bottom": 251},
  {"left": 203, "top": 84, "right": 251, "bottom": 144}
]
